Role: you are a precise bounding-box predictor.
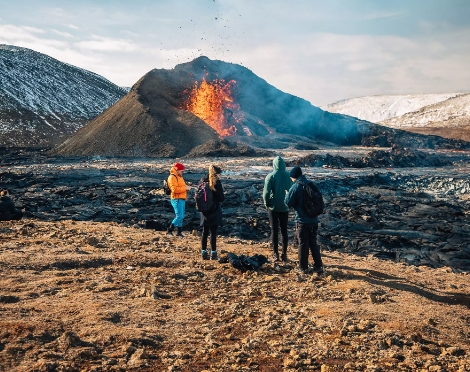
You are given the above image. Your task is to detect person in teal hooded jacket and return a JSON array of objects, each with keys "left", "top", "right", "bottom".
[{"left": 262, "top": 156, "right": 293, "bottom": 262}]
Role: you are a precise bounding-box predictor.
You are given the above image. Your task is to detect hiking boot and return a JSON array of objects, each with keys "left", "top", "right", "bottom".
[
  {"left": 166, "top": 223, "right": 175, "bottom": 235},
  {"left": 295, "top": 267, "right": 309, "bottom": 275},
  {"left": 201, "top": 250, "right": 210, "bottom": 260},
  {"left": 281, "top": 253, "right": 288, "bottom": 262},
  {"left": 312, "top": 266, "right": 324, "bottom": 275},
  {"left": 175, "top": 227, "right": 183, "bottom": 237},
  {"left": 210, "top": 251, "right": 218, "bottom": 261},
  {"left": 271, "top": 253, "right": 279, "bottom": 262}
]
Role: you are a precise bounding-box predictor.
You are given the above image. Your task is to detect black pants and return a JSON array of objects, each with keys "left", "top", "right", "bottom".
[
  {"left": 268, "top": 210, "right": 288, "bottom": 255},
  {"left": 296, "top": 223, "right": 322, "bottom": 270},
  {"left": 201, "top": 225, "right": 218, "bottom": 251}
]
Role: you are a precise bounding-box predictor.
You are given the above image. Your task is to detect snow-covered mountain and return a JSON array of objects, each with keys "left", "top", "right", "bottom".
[
  {"left": 321, "top": 93, "right": 464, "bottom": 123},
  {"left": 0, "top": 44, "right": 127, "bottom": 147},
  {"left": 380, "top": 93, "right": 470, "bottom": 141},
  {"left": 322, "top": 93, "right": 470, "bottom": 142}
]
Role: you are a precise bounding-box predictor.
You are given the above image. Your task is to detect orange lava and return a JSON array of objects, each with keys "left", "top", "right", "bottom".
[{"left": 184, "top": 78, "right": 243, "bottom": 136}]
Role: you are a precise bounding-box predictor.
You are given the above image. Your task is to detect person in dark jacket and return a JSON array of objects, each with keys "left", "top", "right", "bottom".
[
  {"left": 262, "top": 156, "right": 293, "bottom": 262},
  {"left": 200, "top": 165, "right": 225, "bottom": 260},
  {"left": 285, "top": 167, "right": 324, "bottom": 275},
  {"left": 0, "top": 190, "right": 24, "bottom": 221}
]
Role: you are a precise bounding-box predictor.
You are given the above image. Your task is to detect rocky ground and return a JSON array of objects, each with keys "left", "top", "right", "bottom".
[
  {"left": 1, "top": 219, "right": 469, "bottom": 372},
  {"left": 1, "top": 146, "right": 470, "bottom": 371}
]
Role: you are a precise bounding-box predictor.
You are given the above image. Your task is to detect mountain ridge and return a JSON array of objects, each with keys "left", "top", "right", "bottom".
[
  {"left": 322, "top": 92, "right": 470, "bottom": 142},
  {"left": 0, "top": 44, "right": 127, "bottom": 147}
]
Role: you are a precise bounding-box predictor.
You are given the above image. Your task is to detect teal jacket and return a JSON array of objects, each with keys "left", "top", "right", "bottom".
[{"left": 263, "top": 156, "right": 292, "bottom": 212}]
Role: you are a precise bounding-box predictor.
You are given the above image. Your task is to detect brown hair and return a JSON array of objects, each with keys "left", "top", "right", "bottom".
[{"left": 208, "top": 165, "right": 221, "bottom": 191}]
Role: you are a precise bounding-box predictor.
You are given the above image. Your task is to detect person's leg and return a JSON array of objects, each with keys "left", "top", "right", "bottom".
[
  {"left": 209, "top": 225, "right": 218, "bottom": 260},
  {"left": 201, "top": 225, "right": 210, "bottom": 259},
  {"left": 308, "top": 224, "right": 323, "bottom": 269},
  {"left": 170, "top": 199, "right": 179, "bottom": 226},
  {"left": 174, "top": 200, "right": 185, "bottom": 236},
  {"left": 171, "top": 199, "right": 185, "bottom": 227},
  {"left": 296, "top": 223, "right": 309, "bottom": 271},
  {"left": 279, "top": 211, "right": 289, "bottom": 260},
  {"left": 268, "top": 209, "right": 280, "bottom": 259},
  {"left": 209, "top": 225, "right": 218, "bottom": 251}
]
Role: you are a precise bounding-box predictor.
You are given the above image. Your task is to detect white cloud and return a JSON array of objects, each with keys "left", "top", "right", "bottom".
[
  {"left": 232, "top": 31, "right": 470, "bottom": 106},
  {"left": 51, "top": 29, "right": 75, "bottom": 38},
  {"left": 362, "top": 11, "right": 403, "bottom": 20},
  {"left": 0, "top": 24, "right": 59, "bottom": 46},
  {"left": 75, "top": 35, "right": 137, "bottom": 52},
  {"left": 65, "top": 24, "right": 79, "bottom": 30}
]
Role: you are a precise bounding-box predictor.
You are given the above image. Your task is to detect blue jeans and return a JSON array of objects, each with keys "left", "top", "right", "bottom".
[{"left": 170, "top": 199, "right": 186, "bottom": 227}]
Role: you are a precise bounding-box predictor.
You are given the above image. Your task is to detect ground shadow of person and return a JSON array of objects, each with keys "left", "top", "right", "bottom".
[{"left": 323, "top": 254, "right": 470, "bottom": 308}]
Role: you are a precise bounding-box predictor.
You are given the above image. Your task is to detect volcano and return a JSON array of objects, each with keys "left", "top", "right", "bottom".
[{"left": 55, "top": 56, "right": 469, "bottom": 157}]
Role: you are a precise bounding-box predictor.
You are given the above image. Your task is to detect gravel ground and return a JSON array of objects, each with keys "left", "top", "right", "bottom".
[{"left": 1, "top": 220, "right": 469, "bottom": 371}]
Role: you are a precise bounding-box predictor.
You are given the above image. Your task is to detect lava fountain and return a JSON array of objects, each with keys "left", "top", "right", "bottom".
[{"left": 183, "top": 78, "right": 244, "bottom": 136}]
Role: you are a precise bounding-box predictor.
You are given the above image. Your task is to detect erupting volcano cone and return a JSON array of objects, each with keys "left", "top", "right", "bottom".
[{"left": 56, "top": 56, "right": 469, "bottom": 157}]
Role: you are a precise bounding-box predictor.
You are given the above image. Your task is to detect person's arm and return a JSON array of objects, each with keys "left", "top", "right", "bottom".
[
  {"left": 168, "top": 174, "right": 186, "bottom": 194},
  {"left": 285, "top": 183, "right": 297, "bottom": 209},
  {"left": 262, "top": 175, "right": 272, "bottom": 208},
  {"left": 215, "top": 180, "right": 225, "bottom": 203}
]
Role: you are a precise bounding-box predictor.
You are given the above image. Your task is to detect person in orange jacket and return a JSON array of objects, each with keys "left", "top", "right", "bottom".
[{"left": 167, "top": 162, "right": 192, "bottom": 236}]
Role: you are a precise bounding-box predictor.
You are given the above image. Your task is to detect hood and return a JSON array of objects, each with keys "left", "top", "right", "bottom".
[
  {"left": 170, "top": 167, "right": 180, "bottom": 177},
  {"left": 272, "top": 156, "right": 286, "bottom": 172}
]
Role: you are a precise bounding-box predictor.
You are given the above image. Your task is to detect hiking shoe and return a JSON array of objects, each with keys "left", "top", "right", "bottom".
[
  {"left": 201, "top": 250, "right": 210, "bottom": 260},
  {"left": 210, "top": 251, "right": 218, "bottom": 261},
  {"left": 175, "top": 227, "right": 183, "bottom": 237},
  {"left": 281, "top": 253, "right": 288, "bottom": 262},
  {"left": 312, "top": 266, "right": 324, "bottom": 275},
  {"left": 295, "top": 268, "right": 309, "bottom": 275},
  {"left": 271, "top": 253, "right": 280, "bottom": 262},
  {"left": 166, "top": 223, "right": 175, "bottom": 235}
]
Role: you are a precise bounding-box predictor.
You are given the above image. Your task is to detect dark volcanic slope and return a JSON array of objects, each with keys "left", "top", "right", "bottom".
[
  {"left": 56, "top": 56, "right": 469, "bottom": 157},
  {"left": 0, "top": 45, "right": 127, "bottom": 147},
  {"left": 55, "top": 86, "right": 219, "bottom": 157}
]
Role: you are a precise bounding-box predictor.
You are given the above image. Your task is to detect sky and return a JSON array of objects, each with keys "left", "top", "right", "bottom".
[{"left": 1, "top": 0, "right": 470, "bottom": 106}]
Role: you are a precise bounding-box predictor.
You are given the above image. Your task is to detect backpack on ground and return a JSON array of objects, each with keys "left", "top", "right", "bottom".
[
  {"left": 163, "top": 174, "right": 176, "bottom": 195},
  {"left": 298, "top": 180, "right": 324, "bottom": 217},
  {"left": 194, "top": 181, "right": 214, "bottom": 212}
]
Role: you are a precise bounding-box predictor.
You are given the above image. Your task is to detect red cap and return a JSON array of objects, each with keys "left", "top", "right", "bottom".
[{"left": 174, "top": 162, "right": 185, "bottom": 171}]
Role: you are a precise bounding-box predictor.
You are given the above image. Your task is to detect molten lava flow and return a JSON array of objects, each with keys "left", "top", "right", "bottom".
[{"left": 184, "top": 78, "right": 243, "bottom": 136}]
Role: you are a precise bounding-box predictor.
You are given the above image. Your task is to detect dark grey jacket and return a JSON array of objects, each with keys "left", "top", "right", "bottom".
[
  {"left": 199, "top": 177, "right": 225, "bottom": 227},
  {"left": 285, "top": 175, "right": 319, "bottom": 224}
]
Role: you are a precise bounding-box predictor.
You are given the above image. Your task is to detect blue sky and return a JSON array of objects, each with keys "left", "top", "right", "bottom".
[{"left": 1, "top": 0, "right": 469, "bottom": 106}]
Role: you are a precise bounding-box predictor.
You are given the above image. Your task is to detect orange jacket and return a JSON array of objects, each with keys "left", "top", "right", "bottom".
[{"left": 168, "top": 167, "right": 187, "bottom": 199}]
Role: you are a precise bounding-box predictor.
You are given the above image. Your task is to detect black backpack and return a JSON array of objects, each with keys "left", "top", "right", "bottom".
[
  {"left": 297, "top": 179, "right": 324, "bottom": 217},
  {"left": 194, "top": 181, "right": 214, "bottom": 212},
  {"left": 163, "top": 174, "right": 176, "bottom": 195}
]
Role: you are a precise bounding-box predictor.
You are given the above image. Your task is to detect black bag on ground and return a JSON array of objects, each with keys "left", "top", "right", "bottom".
[
  {"left": 194, "top": 181, "right": 214, "bottom": 212},
  {"left": 298, "top": 180, "right": 324, "bottom": 217},
  {"left": 223, "top": 253, "right": 268, "bottom": 272}
]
